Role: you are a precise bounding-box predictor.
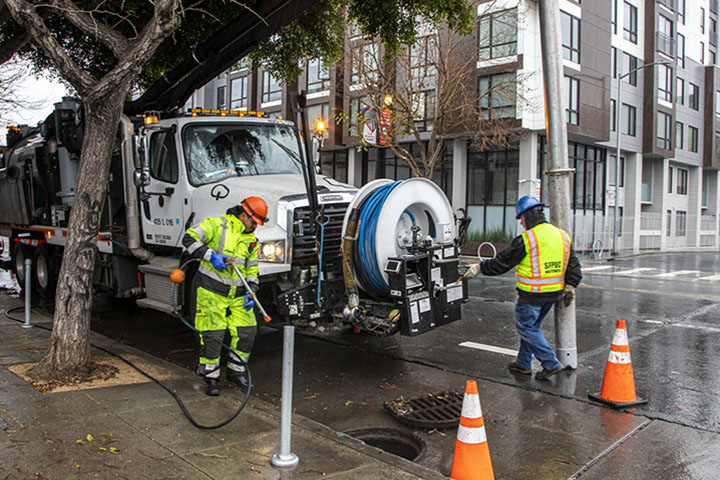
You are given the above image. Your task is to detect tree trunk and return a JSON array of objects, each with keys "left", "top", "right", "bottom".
[{"left": 32, "top": 89, "right": 127, "bottom": 379}]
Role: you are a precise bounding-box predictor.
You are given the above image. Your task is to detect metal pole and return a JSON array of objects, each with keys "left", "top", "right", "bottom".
[
  {"left": 271, "top": 325, "right": 299, "bottom": 469},
  {"left": 538, "top": 0, "right": 576, "bottom": 369},
  {"left": 22, "top": 258, "right": 32, "bottom": 329},
  {"left": 613, "top": 64, "right": 622, "bottom": 255}
]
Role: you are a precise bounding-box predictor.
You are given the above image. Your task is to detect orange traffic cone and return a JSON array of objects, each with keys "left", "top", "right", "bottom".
[
  {"left": 589, "top": 320, "right": 647, "bottom": 408},
  {"left": 450, "top": 380, "right": 494, "bottom": 480}
]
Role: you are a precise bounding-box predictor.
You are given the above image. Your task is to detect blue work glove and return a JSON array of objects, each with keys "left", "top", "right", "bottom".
[
  {"left": 210, "top": 252, "right": 228, "bottom": 270},
  {"left": 243, "top": 292, "right": 255, "bottom": 312}
]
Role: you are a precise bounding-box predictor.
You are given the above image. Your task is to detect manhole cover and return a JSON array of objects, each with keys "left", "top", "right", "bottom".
[{"left": 384, "top": 390, "right": 463, "bottom": 429}]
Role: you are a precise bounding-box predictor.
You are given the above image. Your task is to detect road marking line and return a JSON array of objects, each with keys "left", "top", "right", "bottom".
[
  {"left": 582, "top": 266, "right": 613, "bottom": 272},
  {"left": 699, "top": 274, "right": 720, "bottom": 281},
  {"left": 614, "top": 268, "right": 656, "bottom": 275},
  {"left": 459, "top": 341, "right": 517, "bottom": 357},
  {"left": 582, "top": 283, "right": 720, "bottom": 300},
  {"left": 638, "top": 319, "right": 720, "bottom": 333},
  {"left": 655, "top": 270, "right": 700, "bottom": 278}
]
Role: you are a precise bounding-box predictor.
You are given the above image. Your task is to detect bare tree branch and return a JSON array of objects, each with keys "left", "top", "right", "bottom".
[
  {"left": 4, "top": 0, "right": 95, "bottom": 93},
  {"left": 55, "top": 0, "right": 131, "bottom": 57}
]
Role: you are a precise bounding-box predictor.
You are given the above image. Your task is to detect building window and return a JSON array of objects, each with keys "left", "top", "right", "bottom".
[
  {"left": 666, "top": 210, "right": 672, "bottom": 236},
  {"left": 230, "top": 76, "right": 248, "bottom": 109},
  {"left": 623, "top": 53, "right": 638, "bottom": 85},
  {"left": 716, "top": 91, "right": 720, "bottom": 116},
  {"left": 610, "top": 99, "right": 616, "bottom": 132},
  {"left": 349, "top": 96, "right": 372, "bottom": 136},
  {"left": 306, "top": 59, "right": 330, "bottom": 94},
  {"left": 657, "top": 111, "right": 672, "bottom": 150},
  {"left": 478, "top": 73, "right": 516, "bottom": 120},
  {"left": 677, "top": 168, "right": 688, "bottom": 195},
  {"left": 478, "top": 9, "right": 518, "bottom": 61},
  {"left": 306, "top": 103, "right": 330, "bottom": 139},
  {"left": 564, "top": 75, "right": 580, "bottom": 125},
  {"left": 701, "top": 42, "right": 706, "bottom": 64},
  {"left": 351, "top": 42, "right": 379, "bottom": 85},
  {"left": 612, "top": 47, "right": 618, "bottom": 78},
  {"left": 657, "top": 14, "right": 675, "bottom": 58},
  {"left": 689, "top": 125, "right": 699, "bottom": 152},
  {"left": 612, "top": 0, "right": 618, "bottom": 34},
  {"left": 701, "top": 8, "right": 706, "bottom": 33},
  {"left": 410, "top": 34, "right": 438, "bottom": 79},
  {"left": 658, "top": 64, "right": 673, "bottom": 102},
  {"left": 676, "top": 33, "right": 685, "bottom": 68},
  {"left": 561, "top": 11, "right": 581, "bottom": 63},
  {"left": 676, "top": 77, "right": 685, "bottom": 104},
  {"left": 467, "top": 144, "right": 520, "bottom": 234},
  {"left": 676, "top": 211, "right": 687, "bottom": 236},
  {"left": 320, "top": 150, "right": 348, "bottom": 183},
  {"left": 678, "top": 0, "right": 685, "bottom": 24},
  {"left": 689, "top": 83, "right": 700, "bottom": 110},
  {"left": 621, "top": 103, "right": 636, "bottom": 136},
  {"left": 262, "top": 71, "right": 282, "bottom": 103},
  {"left": 668, "top": 166, "right": 674, "bottom": 193},
  {"left": 608, "top": 155, "right": 625, "bottom": 187},
  {"left": 413, "top": 90, "right": 436, "bottom": 131},
  {"left": 676, "top": 121, "right": 684, "bottom": 149},
  {"left": 216, "top": 86, "right": 226, "bottom": 110},
  {"left": 623, "top": 2, "right": 638, "bottom": 43}
]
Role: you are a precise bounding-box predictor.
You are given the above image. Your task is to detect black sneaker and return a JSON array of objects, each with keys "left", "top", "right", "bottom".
[
  {"left": 535, "top": 366, "right": 565, "bottom": 381},
  {"left": 508, "top": 362, "right": 532, "bottom": 375},
  {"left": 227, "top": 371, "right": 252, "bottom": 390},
  {"left": 205, "top": 378, "right": 220, "bottom": 396}
]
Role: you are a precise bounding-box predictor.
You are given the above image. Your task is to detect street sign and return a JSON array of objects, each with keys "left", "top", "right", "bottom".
[{"left": 362, "top": 106, "right": 377, "bottom": 144}]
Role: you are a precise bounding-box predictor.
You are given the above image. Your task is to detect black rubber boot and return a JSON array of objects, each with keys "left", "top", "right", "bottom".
[
  {"left": 205, "top": 378, "right": 220, "bottom": 396},
  {"left": 227, "top": 371, "right": 251, "bottom": 390}
]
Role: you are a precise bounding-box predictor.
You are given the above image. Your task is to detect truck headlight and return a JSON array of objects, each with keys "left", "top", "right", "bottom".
[{"left": 259, "top": 240, "right": 285, "bottom": 263}]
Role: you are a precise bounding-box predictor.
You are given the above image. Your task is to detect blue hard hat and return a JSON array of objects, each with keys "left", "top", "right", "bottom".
[{"left": 516, "top": 196, "right": 544, "bottom": 219}]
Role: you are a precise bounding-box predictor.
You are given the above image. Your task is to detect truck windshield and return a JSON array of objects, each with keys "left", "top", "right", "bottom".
[{"left": 182, "top": 123, "right": 303, "bottom": 185}]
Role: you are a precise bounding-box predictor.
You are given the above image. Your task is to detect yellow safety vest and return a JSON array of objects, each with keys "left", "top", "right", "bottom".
[{"left": 516, "top": 223, "right": 571, "bottom": 293}]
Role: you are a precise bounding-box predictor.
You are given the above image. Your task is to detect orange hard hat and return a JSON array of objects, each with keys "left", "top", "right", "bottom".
[{"left": 241, "top": 196, "right": 269, "bottom": 225}]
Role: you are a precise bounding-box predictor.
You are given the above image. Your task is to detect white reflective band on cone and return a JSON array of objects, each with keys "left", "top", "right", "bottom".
[
  {"left": 457, "top": 425, "right": 487, "bottom": 445},
  {"left": 611, "top": 328, "right": 629, "bottom": 346},
  {"left": 460, "top": 393, "right": 483, "bottom": 419},
  {"left": 608, "top": 351, "right": 632, "bottom": 364}
]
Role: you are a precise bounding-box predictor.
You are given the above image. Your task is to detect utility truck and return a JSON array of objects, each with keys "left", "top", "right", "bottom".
[{"left": 0, "top": 97, "right": 469, "bottom": 335}]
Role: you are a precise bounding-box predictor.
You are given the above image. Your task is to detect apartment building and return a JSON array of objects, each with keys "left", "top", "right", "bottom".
[{"left": 186, "top": 0, "right": 720, "bottom": 253}]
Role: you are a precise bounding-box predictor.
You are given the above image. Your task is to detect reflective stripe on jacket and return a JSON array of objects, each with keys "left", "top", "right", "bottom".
[
  {"left": 516, "top": 223, "right": 571, "bottom": 293},
  {"left": 183, "top": 214, "right": 260, "bottom": 296}
]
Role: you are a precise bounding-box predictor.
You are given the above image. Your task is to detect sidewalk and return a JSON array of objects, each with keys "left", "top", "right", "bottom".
[{"left": 0, "top": 295, "right": 444, "bottom": 480}]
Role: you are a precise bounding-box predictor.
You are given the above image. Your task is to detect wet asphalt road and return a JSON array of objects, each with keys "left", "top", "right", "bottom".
[{"left": 16, "top": 251, "right": 720, "bottom": 477}]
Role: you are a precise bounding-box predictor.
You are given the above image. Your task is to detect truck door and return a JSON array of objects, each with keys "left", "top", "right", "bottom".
[{"left": 140, "top": 130, "right": 186, "bottom": 247}]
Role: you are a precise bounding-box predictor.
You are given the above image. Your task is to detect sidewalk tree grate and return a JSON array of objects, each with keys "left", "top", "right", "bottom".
[{"left": 383, "top": 390, "right": 464, "bottom": 429}]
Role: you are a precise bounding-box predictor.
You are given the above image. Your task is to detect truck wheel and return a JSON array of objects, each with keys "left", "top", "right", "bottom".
[
  {"left": 33, "top": 245, "right": 58, "bottom": 298},
  {"left": 12, "top": 243, "right": 31, "bottom": 286}
]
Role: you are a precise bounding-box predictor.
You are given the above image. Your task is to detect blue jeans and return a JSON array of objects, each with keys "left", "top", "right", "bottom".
[{"left": 514, "top": 302, "right": 563, "bottom": 371}]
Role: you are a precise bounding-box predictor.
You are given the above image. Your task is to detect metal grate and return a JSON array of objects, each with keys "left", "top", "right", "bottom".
[
  {"left": 291, "top": 203, "right": 348, "bottom": 265},
  {"left": 384, "top": 390, "right": 464, "bottom": 429}
]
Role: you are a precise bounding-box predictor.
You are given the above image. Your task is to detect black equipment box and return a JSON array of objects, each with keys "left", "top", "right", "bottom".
[{"left": 385, "top": 243, "right": 468, "bottom": 336}]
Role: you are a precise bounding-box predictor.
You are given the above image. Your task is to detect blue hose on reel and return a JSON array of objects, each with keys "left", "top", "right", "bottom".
[{"left": 355, "top": 181, "right": 404, "bottom": 297}]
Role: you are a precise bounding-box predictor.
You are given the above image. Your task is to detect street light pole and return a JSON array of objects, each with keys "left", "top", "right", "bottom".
[{"left": 613, "top": 56, "right": 671, "bottom": 255}]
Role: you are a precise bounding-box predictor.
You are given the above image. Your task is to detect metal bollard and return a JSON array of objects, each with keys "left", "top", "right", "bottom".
[
  {"left": 271, "top": 325, "right": 299, "bottom": 468},
  {"left": 22, "top": 258, "right": 32, "bottom": 329}
]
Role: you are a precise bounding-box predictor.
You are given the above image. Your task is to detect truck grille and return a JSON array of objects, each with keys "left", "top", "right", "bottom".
[{"left": 291, "top": 203, "right": 348, "bottom": 265}]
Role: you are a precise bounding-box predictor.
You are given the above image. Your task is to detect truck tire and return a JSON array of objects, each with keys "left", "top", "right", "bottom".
[
  {"left": 12, "top": 243, "right": 31, "bottom": 287},
  {"left": 33, "top": 244, "right": 58, "bottom": 298}
]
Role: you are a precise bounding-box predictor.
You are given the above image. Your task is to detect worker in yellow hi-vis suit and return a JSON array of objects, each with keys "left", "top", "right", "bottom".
[{"left": 182, "top": 197, "right": 268, "bottom": 396}]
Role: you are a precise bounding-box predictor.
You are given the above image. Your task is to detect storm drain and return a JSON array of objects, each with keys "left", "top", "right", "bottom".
[
  {"left": 345, "top": 427, "right": 425, "bottom": 461},
  {"left": 383, "top": 390, "right": 464, "bottom": 429}
]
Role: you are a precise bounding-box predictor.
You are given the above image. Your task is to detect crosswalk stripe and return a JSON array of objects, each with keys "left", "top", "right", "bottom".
[
  {"left": 655, "top": 270, "right": 700, "bottom": 278},
  {"left": 615, "top": 268, "right": 656, "bottom": 275},
  {"left": 699, "top": 274, "right": 720, "bottom": 281},
  {"left": 583, "top": 266, "right": 613, "bottom": 272},
  {"left": 459, "top": 342, "right": 517, "bottom": 357}
]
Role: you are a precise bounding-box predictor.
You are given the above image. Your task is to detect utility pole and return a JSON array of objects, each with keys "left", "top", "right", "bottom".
[{"left": 538, "top": 0, "right": 576, "bottom": 369}]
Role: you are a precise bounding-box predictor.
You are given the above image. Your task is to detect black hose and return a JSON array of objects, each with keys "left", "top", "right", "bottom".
[{"left": 4, "top": 273, "right": 253, "bottom": 430}]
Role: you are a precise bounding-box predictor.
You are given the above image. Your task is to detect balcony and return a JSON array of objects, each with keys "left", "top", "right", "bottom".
[
  {"left": 656, "top": 32, "right": 676, "bottom": 58},
  {"left": 658, "top": 0, "right": 677, "bottom": 11}
]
